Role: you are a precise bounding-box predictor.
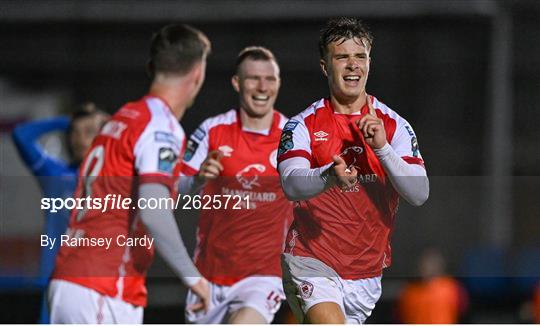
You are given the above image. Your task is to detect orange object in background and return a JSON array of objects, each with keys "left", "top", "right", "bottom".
[
  {"left": 397, "top": 248, "right": 468, "bottom": 324},
  {"left": 398, "top": 276, "right": 465, "bottom": 324},
  {"left": 533, "top": 283, "right": 540, "bottom": 323}
]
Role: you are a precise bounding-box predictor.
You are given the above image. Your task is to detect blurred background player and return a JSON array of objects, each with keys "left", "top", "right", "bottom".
[
  {"left": 278, "top": 17, "right": 429, "bottom": 323},
  {"left": 181, "top": 46, "right": 293, "bottom": 323},
  {"left": 397, "top": 247, "right": 468, "bottom": 323},
  {"left": 48, "top": 24, "right": 211, "bottom": 323},
  {"left": 11, "top": 102, "right": 109, "bottom": 323}
]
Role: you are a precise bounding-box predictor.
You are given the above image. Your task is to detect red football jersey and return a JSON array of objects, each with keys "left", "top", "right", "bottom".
[
  {"left": 182, "top": 109, "right": 293, "bottom": 285},
  {"left": 52, "top": 95, "right": 186, "bottom": 307},
  {"left": 277, "top": 97, "right": 425, "bottom": 279}
]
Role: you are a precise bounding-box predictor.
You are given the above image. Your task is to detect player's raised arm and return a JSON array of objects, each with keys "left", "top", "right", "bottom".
[{"left": 358, "top": 96, "right": 429, "bottom": 206}]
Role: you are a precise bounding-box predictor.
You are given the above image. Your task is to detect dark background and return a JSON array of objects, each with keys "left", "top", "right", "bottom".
[{"left": 1, "top": 0, "right": 539, "bottom": 323}]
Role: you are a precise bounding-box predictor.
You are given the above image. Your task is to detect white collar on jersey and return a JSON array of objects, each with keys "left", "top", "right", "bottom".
[
  {"left": 242, "top": 126, "right": 270, "bottom": 136},
  {"left": 334, "top": 110, "right": 362, "bottom": 115}
]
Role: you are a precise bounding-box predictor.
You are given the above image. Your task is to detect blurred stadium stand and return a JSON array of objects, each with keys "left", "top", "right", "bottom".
[{"left": 1, "top": 0, "right": 539, "bottom": 323}]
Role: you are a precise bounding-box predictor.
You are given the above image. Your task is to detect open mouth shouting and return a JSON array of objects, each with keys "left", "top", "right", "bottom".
[{"left": 343, "top": 75, "right": 361, "bottom": 87}]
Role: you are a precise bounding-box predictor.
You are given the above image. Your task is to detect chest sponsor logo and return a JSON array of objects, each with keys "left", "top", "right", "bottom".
[
  {"left": 313, "top": 130, "right": 329, "bottom": 141},
  {"left": 338, "top": 146, "right": 379, "bottom": 187},
  {"left": 218, "top": 145, "right": 234, "bottom": 157},
  {"left": 236, "top": 164, "right": 266, "bottom": 190},
  {"left": 339, "top": 146, "right": 364, "bottom": 170}
]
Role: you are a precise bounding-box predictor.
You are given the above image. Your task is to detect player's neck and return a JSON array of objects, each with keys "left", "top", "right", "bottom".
[
  {"left": 239, "top": 108, "right": 274, "bottom": 131},
  {"left": 330, "top": 93, "right": 367, "bottom": 114},
  {"left": 149, "top": 76, "right": 193, "bottom": 120}
]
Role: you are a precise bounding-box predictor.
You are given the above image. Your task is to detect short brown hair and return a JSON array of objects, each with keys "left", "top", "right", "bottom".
[
  {"left": 319, "top": 17, "right": 373, "bottom": 59},
  {"left": 235, "top": 46, "right": 278, "bottom": 74},
  {"left": 147, "top": 24, "right": 211, "bottom": 78}
]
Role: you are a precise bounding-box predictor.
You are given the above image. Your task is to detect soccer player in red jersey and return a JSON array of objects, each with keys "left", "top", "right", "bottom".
[
  {"left": 48, "top": 24, "right": 211, "bottom": 323},
  {"left": 277, "top": 17, "right": 430, "bottom": 323},
  {"left": 181, "top": 46, "right": 293, "bottom": 323}
]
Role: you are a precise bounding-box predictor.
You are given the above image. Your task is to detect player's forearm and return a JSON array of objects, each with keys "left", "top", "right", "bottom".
[
  {"left": 138, "top": 183, "right": 202, "bottom": 287},
  {"left": 279, "top": 157, "right": 333, "bottom": 201},
  {"left": 373, "top": 143, "right": 429, "bottom": 206}
]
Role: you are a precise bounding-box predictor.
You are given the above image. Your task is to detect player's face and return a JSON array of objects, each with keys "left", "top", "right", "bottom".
[
  {"left": 69, "top": 116, "right": 103, "bottom": 163},
  {"left": 321, "top": 37, "right": 370, "bottom": 102},
  {"left": 233, "top": 58, "right": 280, "bottom": 118}
]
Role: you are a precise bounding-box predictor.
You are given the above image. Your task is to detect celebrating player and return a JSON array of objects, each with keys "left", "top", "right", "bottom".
[
  {"left": 181, "top": 46, "right": 292, "bottom": 324},
  {"left": 278, "top": 17, "right": 429, "bottom": 323},
  {"left": 48, "top": 24, "right": 211, "bottom": 323}
]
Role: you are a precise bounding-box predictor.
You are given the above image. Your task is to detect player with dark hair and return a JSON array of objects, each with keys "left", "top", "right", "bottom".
[
  {"left": 48, "top": 24, "right": 211, "bottom": 323},
  {"left": 278, "top": 17, "right": 429, "bottom": 323},
  {"left": 181, "top": 46, "right": 292, "bottom": 324},
  {"left": 12, "top": 102, "right": 109, "bottom": 323}
]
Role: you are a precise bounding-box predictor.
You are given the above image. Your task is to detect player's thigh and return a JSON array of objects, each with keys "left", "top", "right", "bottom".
[
  {"left": 227, "top": 276, "right": 285, "bottom": 324},
  {"left": 281, "top": 254, "right": 346, "bottom": 323},
  {"left": 342, "top": 276, "right": 382, "bottom": 324}
]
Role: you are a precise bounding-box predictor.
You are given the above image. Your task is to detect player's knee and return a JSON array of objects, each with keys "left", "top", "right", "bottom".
[{"left": 306, "top": 302, "right": 346, "bottom": 324}]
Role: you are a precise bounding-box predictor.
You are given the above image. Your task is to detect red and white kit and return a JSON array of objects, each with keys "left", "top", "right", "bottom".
[
  {"left": 182, "top": 109, "right": 292, "bottom": 322},
  {"left": 50, "top": 95, "right": 185, "bottom": 321},
  {"left": 278, "top": 97, "right": 425, "bottom": 323}
]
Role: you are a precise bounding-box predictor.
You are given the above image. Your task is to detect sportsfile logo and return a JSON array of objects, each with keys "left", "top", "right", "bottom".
[{"left": 313, "top": 130, "right": 329, "bottom": 141}]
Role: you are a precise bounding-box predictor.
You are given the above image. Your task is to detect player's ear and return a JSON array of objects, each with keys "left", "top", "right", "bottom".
[
  {"left": 231, "top": 75, "right": 240, "bottom": 93},
  {"left": 192, "top": 63, "right": 204, "bottom": 88},
  {"left": 320, "top": 59, "right": 328, "bottom": 77}
]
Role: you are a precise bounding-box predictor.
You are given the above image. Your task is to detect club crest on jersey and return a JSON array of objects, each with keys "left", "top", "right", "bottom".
[
  {"left": 278, "top": 130, "right": 294, "bottom": 156},
  {"left": 158, "top": 147, "right": 178, "bottom": 173},
  {"left": 313, "top": 130, "right": 329, "bottom": 141},
  {"left": 299, "top": 281, "right": 314, "bottom": 299},
  {"left": 218, "top": 145, "right": 234, "bottom": 157},
  {"left": 236, "top": 164, "right": 266, "bottom": 190}
]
